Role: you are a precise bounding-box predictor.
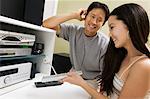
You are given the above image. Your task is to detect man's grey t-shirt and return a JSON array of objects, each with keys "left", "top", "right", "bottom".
[{"left": 58, "top": 24, "right": 109, "bottom": 80}]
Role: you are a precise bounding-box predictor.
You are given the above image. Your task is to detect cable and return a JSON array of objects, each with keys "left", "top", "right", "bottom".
[{"left": 51, "top": 65, "right": 57, "bottom": 75}]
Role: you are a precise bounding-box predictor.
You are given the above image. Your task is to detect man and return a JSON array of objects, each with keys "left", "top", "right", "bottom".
[{"left": 42, "top": 2, "right": 109, "bottom": 88}]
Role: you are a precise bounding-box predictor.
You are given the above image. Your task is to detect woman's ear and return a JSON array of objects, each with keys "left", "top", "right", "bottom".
[{"left": 127, "top": 31, "right": 130, "bottom": 39}]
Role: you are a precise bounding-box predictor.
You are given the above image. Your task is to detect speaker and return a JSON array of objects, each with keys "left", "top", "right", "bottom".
[{"left": 32, "top": 43, "right": 44, "bottom": 55}]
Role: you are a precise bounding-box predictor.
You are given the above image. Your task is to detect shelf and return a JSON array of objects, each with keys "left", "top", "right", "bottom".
[
  {"left": 0, "top": 16, "right": 56, "bottom": 33},
  {"left": 0, "top": 15, "right": 55, "bottom": 74},
  {"left": 0, "top": 54, "right": 45, "bottom": 61}
]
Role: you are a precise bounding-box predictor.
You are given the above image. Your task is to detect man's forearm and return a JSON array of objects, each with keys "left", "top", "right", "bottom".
[{"left": 42, "top": 13, "right": 78, "bottom": 29}]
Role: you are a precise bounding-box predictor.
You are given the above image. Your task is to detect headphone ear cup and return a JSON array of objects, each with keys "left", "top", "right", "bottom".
[
  {"left": 83, "top": 11, "right": 87, "bottom": 20},
  {"left": 80, "top": 10, "right": 87, "bottom": 20}
]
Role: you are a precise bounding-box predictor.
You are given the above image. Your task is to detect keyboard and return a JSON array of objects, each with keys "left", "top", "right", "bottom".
[{"left": 42, "top": 71, "right": 82, "bottom": 82}]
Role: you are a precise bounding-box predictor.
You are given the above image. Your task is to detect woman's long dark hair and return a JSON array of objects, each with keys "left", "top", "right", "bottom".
[{"left": 100, "top": 3, "right": 150, "bottom": 95}]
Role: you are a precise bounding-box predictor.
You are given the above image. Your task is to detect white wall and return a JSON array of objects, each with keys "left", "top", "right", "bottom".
[{"left": 43, "top": 0, "right": 58, "bottom": 20}]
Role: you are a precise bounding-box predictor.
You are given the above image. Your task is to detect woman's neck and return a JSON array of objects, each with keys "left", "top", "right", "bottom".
[{"left": 125, "top": 41, "right": 143, "bottom": 59}]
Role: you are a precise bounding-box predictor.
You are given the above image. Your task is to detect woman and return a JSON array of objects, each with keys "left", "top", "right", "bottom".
[
  {"left": 43, "top": 2, "right": 110, "bottom": 88},
  {"left": 63, "top": 3, "right": 150, "bottom": 99}
]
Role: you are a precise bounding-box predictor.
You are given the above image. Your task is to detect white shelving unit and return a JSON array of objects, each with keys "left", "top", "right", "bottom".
[{"left": 0, "top": 15, "right": 56, "bottom": 74}]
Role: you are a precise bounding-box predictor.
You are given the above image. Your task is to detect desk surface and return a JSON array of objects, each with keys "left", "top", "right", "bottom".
[{"left": 0, "top": 74, "right": 91, "bottom": 99}]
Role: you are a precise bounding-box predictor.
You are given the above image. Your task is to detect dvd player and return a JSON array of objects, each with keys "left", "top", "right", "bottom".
[
  {"left": 0, "top": 30, "right": 35, "bottom": 57},
  {"left": 0, "top": 48, "right": 31, "bottom": 57},
  {"left": 0, "top": 30, "right": 35, "bottom": 46}
]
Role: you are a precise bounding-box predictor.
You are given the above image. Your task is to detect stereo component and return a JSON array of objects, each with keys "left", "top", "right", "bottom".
[{"left": 0, "top": 62, "right": 32, "bottom": 88}]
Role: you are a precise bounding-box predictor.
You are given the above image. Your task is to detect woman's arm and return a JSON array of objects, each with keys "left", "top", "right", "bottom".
[{"left": 62, "top": 72, "right": 107, "bottom": 99}]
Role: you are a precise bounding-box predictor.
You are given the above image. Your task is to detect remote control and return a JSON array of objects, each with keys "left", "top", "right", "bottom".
[{"left": 35, "top": 81, "right": 63, "bottom": 88}]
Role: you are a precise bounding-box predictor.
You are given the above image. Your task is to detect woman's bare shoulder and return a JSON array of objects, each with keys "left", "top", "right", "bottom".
[
  {"left": 132, "top": 57, "right": 150, "bottom": 74},
  {"left": 137, "top": 57, "right": 150, "bottom": 68}
]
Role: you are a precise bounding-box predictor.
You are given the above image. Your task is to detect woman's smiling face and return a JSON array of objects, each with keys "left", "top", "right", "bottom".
[{"left": 108, "top": 16, "right": 129, "bottom": 48}]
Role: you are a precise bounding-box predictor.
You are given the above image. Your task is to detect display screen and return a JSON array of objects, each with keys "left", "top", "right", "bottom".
[{"left": 0, "top": 68, "right": 18, "bottom": 76}]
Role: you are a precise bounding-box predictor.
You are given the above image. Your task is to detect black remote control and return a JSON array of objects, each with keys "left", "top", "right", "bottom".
[{"left": 35, "top": 81, "right": 63, "bottom": 88}]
